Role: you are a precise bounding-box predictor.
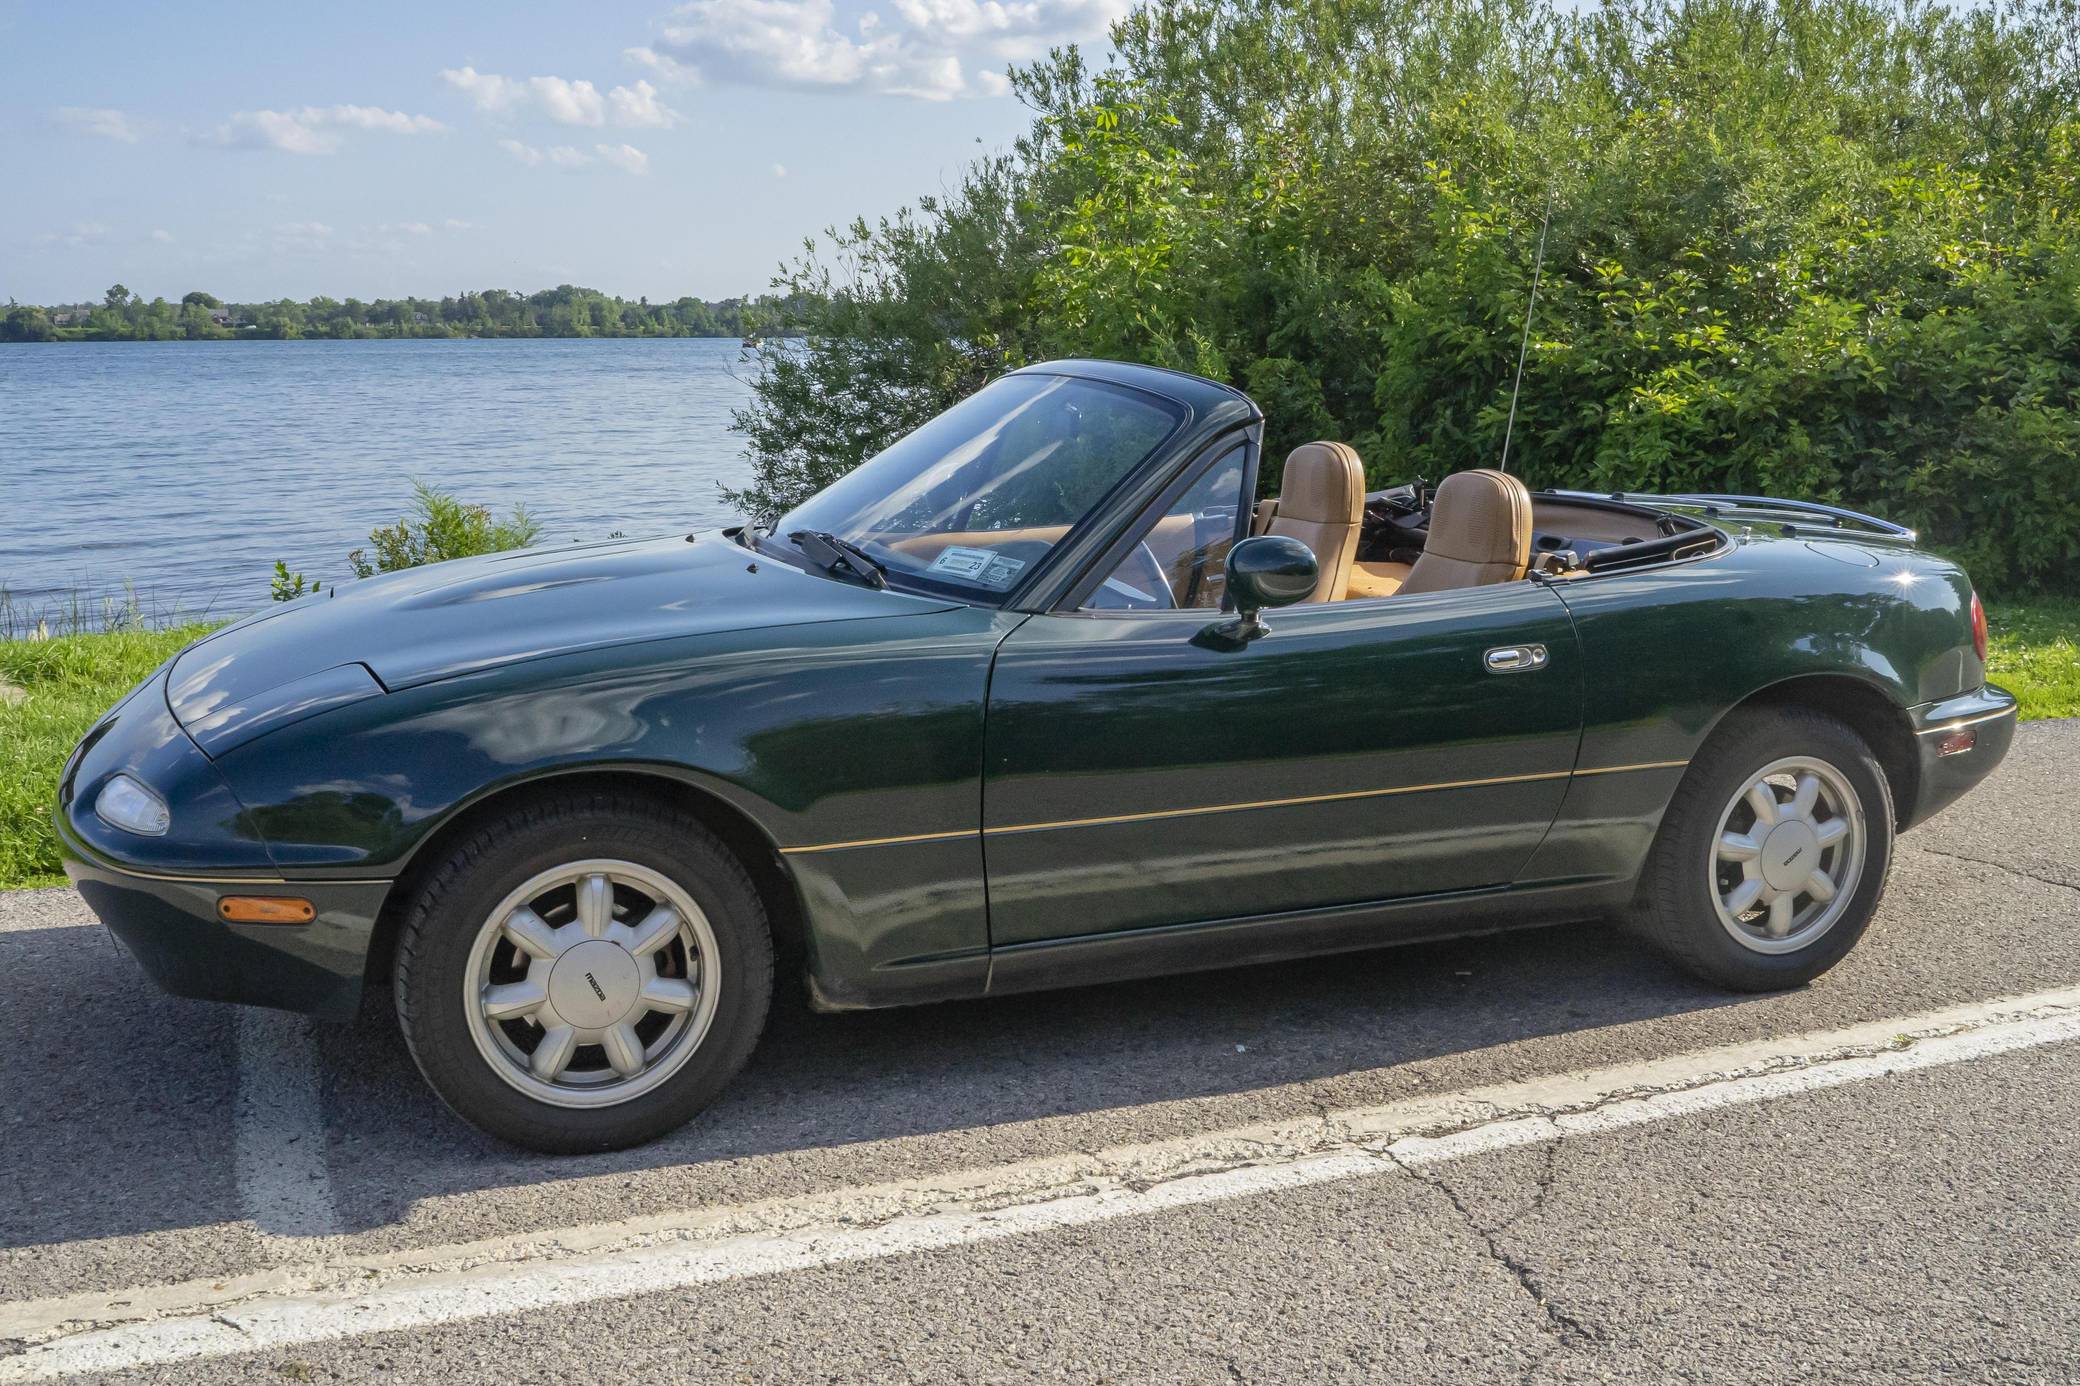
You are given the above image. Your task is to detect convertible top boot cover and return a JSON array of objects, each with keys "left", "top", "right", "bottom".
[
  {"left": 1267, "top": 442, "right": 1364, "bottom": 602},
  {"left": 1397, "top": 469, "right": 1533, "bottom": 595}
]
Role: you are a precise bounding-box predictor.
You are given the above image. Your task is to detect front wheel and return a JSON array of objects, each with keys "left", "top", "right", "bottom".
[
  {"left": 394, "top": 791, "right": 773, "bottom": 1153},
  {"left": 1633, "top": 706, "right": 1894, "bottom": 991}
]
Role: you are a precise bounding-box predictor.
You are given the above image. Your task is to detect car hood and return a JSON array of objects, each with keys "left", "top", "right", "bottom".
[{"left": 167, "top": 533, "right": 959, "bottom": 750}]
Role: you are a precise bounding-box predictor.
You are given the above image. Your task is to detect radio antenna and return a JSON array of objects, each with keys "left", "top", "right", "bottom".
[{"left": 1497, "top": 185, "right": 1554, "bottom": 475}]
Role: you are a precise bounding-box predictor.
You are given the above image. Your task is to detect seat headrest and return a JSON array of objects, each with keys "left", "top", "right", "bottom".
[
  {"left": 1425, "top": 468, "right": 1531, "bottom": 572},
  {"left": 1279, "top": 442, "right": 1364, "bottom": 524}
]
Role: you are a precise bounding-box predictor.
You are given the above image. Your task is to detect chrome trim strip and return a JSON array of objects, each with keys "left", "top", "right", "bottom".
[
  {"left": 76, "top": 860, "right": 392, "bottom": 888},
  {"left": 780, "top": 760, "right": 1691, "bottom": 854},
  {"left": 1915, "top": 707, "right": 2016, "bottom": 735}
]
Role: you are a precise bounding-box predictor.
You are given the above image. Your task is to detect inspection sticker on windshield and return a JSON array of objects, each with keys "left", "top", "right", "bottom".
[{"left": 928, "top": 546, "right": 1026, "bottom": 588}]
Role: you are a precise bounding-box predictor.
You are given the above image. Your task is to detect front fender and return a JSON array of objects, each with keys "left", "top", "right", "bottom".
[{"left": 209, "top": 609, "right": 1021, "bottom": 1006}]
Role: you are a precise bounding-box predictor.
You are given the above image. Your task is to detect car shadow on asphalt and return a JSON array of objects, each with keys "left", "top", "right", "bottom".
[
  {"left": 310, "top": 917, "right": 1744, "bottom": 1235},
  {"left": 2, "top": 915, "right": 1749, "bottom": 1254}
]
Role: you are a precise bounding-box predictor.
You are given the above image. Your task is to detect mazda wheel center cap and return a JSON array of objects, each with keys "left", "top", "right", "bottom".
[
  {"left": 547, "top": 939, "right": 640, "bottom": 1030},
  {"left": 1761, "top": 821, "right": 1821, "bottom": 894}
]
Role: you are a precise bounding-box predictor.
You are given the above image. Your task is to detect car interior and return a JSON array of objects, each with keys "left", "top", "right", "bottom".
[
  {"left": 870, "top": 438, "right": 1721, "bottom": 610},
  {"left": 1250, "top": 442, "right": 1720, "bottom": 601}
]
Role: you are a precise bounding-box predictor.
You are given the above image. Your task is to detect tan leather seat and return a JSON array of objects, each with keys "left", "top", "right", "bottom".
[
  {"left": 1261, "top": 442, "right": 1363, "bottom": 603},
  {"left": 1397, "top": 469, "right": 1532, "bottom": 595},
  {"left": 1346, "top": 560, "right": 1411, "bottom": 600}
]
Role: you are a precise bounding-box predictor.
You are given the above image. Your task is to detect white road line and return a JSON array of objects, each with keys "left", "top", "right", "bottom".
[
  {"left": 232, "top": 1009, "right": 340, "bottom": 1242},
  {"left": 4, "top": 985, "right": 2077, "bottom": 1380}
]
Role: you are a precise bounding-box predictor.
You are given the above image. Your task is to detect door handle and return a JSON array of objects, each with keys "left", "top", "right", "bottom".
[{"left": 1484, "top": 644, "right": 1549, "bottom": 673}]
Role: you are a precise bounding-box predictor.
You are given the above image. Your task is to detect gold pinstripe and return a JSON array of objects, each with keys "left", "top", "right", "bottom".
[{"left": 779, "top": 759, "right": 1691, "bottom": 855}]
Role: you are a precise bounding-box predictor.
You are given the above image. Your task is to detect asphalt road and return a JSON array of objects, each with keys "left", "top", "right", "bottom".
[{"left": 3, "top": 720, "right": 2076, "bottom": 1383}]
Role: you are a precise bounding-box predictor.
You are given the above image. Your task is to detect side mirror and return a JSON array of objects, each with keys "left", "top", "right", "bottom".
[{"left": 1198, "top": 535, "right": 1318, "bottom": 648}]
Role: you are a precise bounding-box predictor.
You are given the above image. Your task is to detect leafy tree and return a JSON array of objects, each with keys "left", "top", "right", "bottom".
[
  {"left": 729, "top": 0, "right": 2080, "bottom": 593},
  {"left": 0, "top": 305, "right": 55, "bottom": 343}
]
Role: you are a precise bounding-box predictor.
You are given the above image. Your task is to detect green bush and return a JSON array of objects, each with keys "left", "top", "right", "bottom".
[
  {"left": 731, "top": 0, "right": 2080, "bottom": 593},
  {"left": 346, "top": 481, "right": 539, "bottom": 579}
]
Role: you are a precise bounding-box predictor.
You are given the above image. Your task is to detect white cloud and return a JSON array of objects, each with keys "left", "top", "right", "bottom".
[
  {"left": 443, "top": 66, "right": 527, "bottom": 113},
  {"left": 38, "top": 221, "right": 111, "bottom": 247},
  {"left": 500, "top": 140, "right": 649, "bottom": 174},
  {"left": 648, "top": 0, "right": 961, "bottom": 99},
  {"left": 624, "top": 45, "right": 699, "bottom": 82},
  {"left": 641, "top": 0, "right": 1121, "bottom": 99},
  {"left": 150, "top": 228, "right": 175, "bottom": 243},
  {"left": 54, "top": 106, "right": 140, "bottom": 142},
  {"left": 217, "top": 109, "right": 339, "bottom": 155},
  {"left": 532, "top": 75, "right": 607, "bottom": 125},
  {"left": 443, "top": 217, "right": 475, "bottom": 231},
  {"left": 274, "top": 221, "right": 335, "bottom": 237},
  {"left": 772, "top": 162, "right": 788, "bottom": 178},
  {"left": 443, "top": 66, "right": 680, "bottom": 128},
  {"left": 596, "top": 142, "right": 651, "bottom": 175},
  {"left": 380, "top": 221, "right": 435, "bottom": 235},
  {"left": 212, "top": 105, "right": 446, "bottom": 155},
  {"left": 607, "top": 79, "right": 679, "bottom": 127},
  {"left": 328, "top": 105, "right": 446, "bottom": 135}
]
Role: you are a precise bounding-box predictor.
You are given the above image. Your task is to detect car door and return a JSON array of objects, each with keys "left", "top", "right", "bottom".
[{"left": 981, "top": 463, "right": 1584, "bottom": 948}]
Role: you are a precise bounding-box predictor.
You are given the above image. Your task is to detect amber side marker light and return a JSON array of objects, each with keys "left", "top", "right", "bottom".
[
  {"left": 218, "top": 896, "right": 316, "bottom": 924},
  {"left": 1935, "top": 728, "right": 1977, "bottom": 758}
]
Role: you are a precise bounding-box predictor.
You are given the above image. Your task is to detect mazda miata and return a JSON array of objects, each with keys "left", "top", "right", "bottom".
[{"left": 60, "top": 359, "right": 2016, "bottom": 1151}]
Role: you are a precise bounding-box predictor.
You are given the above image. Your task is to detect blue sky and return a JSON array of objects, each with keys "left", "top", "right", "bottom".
[{"left": 0, "top": 0, "right": 1118, "bottom": 304}]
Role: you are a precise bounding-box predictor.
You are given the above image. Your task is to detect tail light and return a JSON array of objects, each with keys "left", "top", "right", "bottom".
[{"left": 1969, "top": 591, "right": 1988, "bottom": 664}]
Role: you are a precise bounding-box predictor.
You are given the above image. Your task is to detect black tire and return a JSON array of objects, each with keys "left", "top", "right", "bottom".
[
  {"left": 394, "top": 789, "right": 773, "bottom": 1154},
  {"left": 1633, "top": 706, "right": 1894, "bottom": 991}
]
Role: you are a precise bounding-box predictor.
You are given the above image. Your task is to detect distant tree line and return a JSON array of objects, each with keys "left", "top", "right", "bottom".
[{"left": 0, "top": 284, "right": 799, "bottom": 343}]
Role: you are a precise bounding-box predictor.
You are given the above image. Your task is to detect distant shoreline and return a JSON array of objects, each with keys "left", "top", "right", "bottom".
[
  {"left": 2, "top": 332, "right": 768, "bottom": 344},
  {"left": 1, "top": 285, "right": 793, "bottom": 344}
]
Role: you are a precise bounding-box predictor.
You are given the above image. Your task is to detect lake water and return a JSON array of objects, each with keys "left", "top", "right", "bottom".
[{"left": 0, "top": 338, "right": 760, "bottom": 623}]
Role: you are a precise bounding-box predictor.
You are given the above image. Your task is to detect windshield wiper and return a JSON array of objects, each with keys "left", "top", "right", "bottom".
[{"left": 788, "top": 530, "right": 887, "bottom": 589}]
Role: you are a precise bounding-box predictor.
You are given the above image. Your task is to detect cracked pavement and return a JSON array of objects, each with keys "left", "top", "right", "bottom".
[{"left": 2, "top": 720, "right": 2076, "bottom": 1383}]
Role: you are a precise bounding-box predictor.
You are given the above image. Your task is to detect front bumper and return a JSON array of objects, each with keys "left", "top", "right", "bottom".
[
  {"left": 1903, "top": 682, "right": 2018, "bottom": 831},
  {"left": 60, "top": 823, "right": 393, "bottom": 1021}
]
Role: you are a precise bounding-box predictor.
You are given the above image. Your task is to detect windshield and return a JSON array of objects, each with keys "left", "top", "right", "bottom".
[{"left": 768, "top": 373, "right": 1185, "bottom": 600}]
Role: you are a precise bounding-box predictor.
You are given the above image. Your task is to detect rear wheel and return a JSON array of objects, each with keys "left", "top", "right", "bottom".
[
  {"left": 1634, "top": 707, "right": 1893, "bottom": 991},
  {"left": 394, "top": 791, "right": 773, "bottom": 1153}
]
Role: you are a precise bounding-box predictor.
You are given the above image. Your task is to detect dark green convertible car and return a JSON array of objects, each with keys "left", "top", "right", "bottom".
[{"left": 61, "top": 359, "right": 2015, "bottom": 1151}]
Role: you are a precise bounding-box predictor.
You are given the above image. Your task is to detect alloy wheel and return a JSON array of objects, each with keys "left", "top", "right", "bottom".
[
  {"left": 1708, "top": 756, "right": 1867, "bottom": 955},
  {"left": 462, "top": 859, "right": 722, "bottom": 1108}
]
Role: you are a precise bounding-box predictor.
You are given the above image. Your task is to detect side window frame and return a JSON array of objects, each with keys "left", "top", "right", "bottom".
[{"left": 1054, "top": 436, "right": 1259, "bottom": 615}]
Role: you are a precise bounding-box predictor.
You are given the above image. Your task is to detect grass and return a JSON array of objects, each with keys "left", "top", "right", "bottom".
[
  {"left": 0, "top": 581, "right": 230, "bottom": 642},
  {"left": 0, "top": 599, "right": 2074, "bottom": 891},
  {"left": 1986, "top": 595, "right": 2080, "bottom": 721},
  {"left": 0, "top": 624, "right": 217, "bottom": 888}
]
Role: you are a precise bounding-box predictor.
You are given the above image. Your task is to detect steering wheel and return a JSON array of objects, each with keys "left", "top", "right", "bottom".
[{"left": 1118, "top": 540, "right": 1177, "bottom": 609}]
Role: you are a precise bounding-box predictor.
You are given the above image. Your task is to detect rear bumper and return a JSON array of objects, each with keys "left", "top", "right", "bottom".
[
  {"left": 1902, "top": 683, "right": 2018, "bottom": 831},
  {"left": 60, "top": 818, "right": 391, "bottom": 1021}
]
